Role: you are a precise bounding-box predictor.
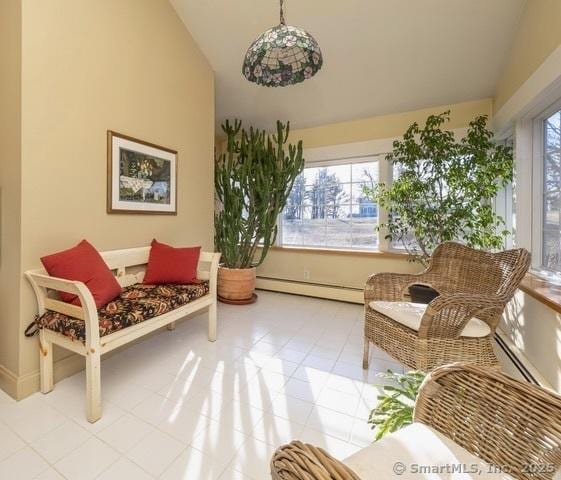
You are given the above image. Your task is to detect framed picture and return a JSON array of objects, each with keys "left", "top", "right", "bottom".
[{"left": 107, "top": 130, "right": 177, "bottom": 214}]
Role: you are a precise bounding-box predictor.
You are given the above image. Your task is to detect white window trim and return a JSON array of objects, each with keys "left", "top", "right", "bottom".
[
  {"left": 304, "top": 139, "right": 395, "bottom": 252},
  {"left": 492, "top": 134, "right": 514, "bottom": 250},
  {"left": 278, "top": 153, "right": 385, "bottom": 252},
  {"left": 515, "top": 96, "right": 561, "bottom": 280}
]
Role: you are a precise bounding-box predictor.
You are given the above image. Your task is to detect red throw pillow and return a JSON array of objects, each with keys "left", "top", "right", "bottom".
[
  {"left": 41, "top": 240, "right": 122, "bottom": 309},
  {"left": 143, "top": 239, "right": 201, "bottom": 285}
]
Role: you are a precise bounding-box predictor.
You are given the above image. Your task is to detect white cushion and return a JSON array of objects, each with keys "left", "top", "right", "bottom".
[
  {"left": 369, "top": 300, "right": 491, "bottom": 338},
  {"left": 343, "top": 422, "right": 514, "bottom": 479}
]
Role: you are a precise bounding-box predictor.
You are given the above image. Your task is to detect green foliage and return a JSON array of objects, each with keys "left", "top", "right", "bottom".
[
  {"left": 215, "top": 120, "right": 304, "bottom": 269},
  {"left": 363, "top": 111, "right": 513, "bottom": 265},
  {"left": 368, "top": 370, "right": 426, "bottom": 441}
]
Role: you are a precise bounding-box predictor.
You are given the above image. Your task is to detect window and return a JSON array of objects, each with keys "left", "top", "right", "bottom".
[
  {"left": 521, "top": 98, "right": 561, "bottom": 280},
  {"left": 541, "top": 108, "right": 561, "bottom": 273},
  {"left": 280, "top": 157, "right": 380, "bottom": 250}
]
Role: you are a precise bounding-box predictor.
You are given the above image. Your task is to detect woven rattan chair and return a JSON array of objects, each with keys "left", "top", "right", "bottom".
[
  {"left": 363, "top": 242, "right": 530, "bottom": 371},
  {"left": 271, "top": 363, "right": 561, "bottom": 480}
]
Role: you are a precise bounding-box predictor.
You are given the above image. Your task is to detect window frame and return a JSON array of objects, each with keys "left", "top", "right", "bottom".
[
  {"left": 278, "top": 154, "right": 385, "bottom": 251},
  {"left": 276, "top": 130, "right": 471, "bottom": 254},
  {"left": 513, "top": 95, "right": 561, "bottom": 281},
  {"left": 275, "top": 137, "right": 396, "bottom": 252},
  {"left": 532, "top": 98, "right": 561, "bottom": 276},
  {"left": 492, "top": 135, "right": 514, "bottom": 250}
]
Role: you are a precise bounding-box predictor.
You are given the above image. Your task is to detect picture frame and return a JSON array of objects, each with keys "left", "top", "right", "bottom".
[{"left": 107, "top": 130, "right": 177, "bottom": 214}]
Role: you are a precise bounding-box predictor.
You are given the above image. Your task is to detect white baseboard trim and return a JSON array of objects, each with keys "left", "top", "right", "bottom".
[
  {"left": 495, "top": 328, "right": 553, "bottom": 391},
  {"left": 21, "top": 354, "right": 85, "bottom": 400},
  {"left": 2, "top": 315, "right": 202, "bottom": 400},
  {"left": 0, "top": 354, "right": 85, "bottom": 401},
  {"left": 256, "top": 277, "right": 363, "bottom": 304},
  {"left": 0, "top": 364, "right": 19, "bottom": 399}
]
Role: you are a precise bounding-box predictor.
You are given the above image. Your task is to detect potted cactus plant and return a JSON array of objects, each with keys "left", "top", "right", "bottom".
[{"left": 214, "top": 119, "right": 304, "bottom": 304}]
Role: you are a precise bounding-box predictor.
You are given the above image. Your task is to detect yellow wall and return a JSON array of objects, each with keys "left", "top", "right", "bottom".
[
  {"left": 494, "top": 0, "right": 561, "bottom": 111},
  {"left": 291, "top": 98, "right": 492, "bottom": 148},
  {"left": 256, "top": 99, "right": 492, "bottom": 290},
  {"left": 259, "top": 250, "right": 419, "bottom": 291},
  {"left": 0, "top": 0, "right": 22, "bottom": 394},
  {"left": 2, "top": 0, "right": 215, "bottom": 396},
  {"left": 503, "top": 292, "right": 561, "bottom": 392}
]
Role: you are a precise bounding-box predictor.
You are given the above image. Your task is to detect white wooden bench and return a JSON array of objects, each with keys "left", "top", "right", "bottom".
[{"left": 25, "top": 246, "right": 221, "bottom": 423}]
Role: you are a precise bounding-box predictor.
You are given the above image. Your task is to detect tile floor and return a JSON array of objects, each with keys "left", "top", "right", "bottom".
[{"left": 0, "top": 291, "right": 514, "bottom": 479}]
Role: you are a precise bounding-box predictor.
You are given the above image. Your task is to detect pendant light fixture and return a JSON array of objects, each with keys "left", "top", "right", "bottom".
[{"left": 242, "top": 0, "right": 323, "bottom": 87}]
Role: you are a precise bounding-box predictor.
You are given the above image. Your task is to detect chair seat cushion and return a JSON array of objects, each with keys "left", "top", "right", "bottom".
[
  {"left": 343, "top": 422, "right": 513, "bottom": 479},
  {"left": 368, "top": 301, "right": 491, "bottom": 338},
  {"left": 37, "top": 282, "right": 210, "bottom": 342}
]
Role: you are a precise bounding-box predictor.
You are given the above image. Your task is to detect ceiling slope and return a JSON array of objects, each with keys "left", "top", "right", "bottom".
[{"left": 171, "top": 0, "right": 526, "bottom": 130}]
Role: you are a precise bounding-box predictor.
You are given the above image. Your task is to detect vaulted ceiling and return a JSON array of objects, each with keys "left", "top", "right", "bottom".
[{"left": 170, "top": 0, "right": 526, "bottom": 131}]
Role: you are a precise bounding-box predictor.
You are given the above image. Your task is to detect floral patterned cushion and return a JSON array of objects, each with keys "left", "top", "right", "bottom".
[{"left": 36, "top": 282, "right": 210, "bottom": 342}]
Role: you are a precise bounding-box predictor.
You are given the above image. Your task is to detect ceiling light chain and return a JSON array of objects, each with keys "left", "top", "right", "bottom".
[
  {"left": 242, "top": 0, "right": 323, "bottom": 87},
  {"left": 279, "top": 0, "right": 285, "bottom": 25}
]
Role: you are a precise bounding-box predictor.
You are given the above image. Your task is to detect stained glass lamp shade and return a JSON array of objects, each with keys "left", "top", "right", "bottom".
[{"left": 242, "top": 1, "right": 323, "bottom": 87}]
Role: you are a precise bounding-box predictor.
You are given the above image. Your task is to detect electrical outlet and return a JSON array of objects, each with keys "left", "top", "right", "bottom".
[{"left": 303, "top": 269, "right": 311, "bottom": 280}]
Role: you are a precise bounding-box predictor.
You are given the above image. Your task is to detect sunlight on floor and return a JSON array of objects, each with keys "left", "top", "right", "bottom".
[{"left": 1, "top": 290, "right": 501, "bottom": 479}]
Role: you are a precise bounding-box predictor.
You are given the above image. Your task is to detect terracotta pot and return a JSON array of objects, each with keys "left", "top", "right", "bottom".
[{"left": 217, "top": 266, "right": 256, "bottom": 303}]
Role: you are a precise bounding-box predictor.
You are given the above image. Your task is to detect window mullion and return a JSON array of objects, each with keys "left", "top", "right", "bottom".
[
  {"left": 276, "top": 210, "right": 283, "bottom": 247},
  {"left": 378, "top": 155, "right": 391, "bottom": 252},
  {"left": 532, "top": 117, "right": 544, "bottom": 270}
]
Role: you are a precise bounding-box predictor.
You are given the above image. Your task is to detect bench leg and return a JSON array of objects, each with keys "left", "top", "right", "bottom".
[
  {"left": 167, "top": 321, "right": 176, "bottom": 331},
  {"left": 363, "top": 338, "right": 370, "bottom": 370},
  {"left": 39, "top": 331, "right": 54, "bottom": 394},
  {"left": 86, "top": 350, "right": 101, "bottom": 423},
  {"left": 208, "top": 302, "right": 217, "bottom": 342}
]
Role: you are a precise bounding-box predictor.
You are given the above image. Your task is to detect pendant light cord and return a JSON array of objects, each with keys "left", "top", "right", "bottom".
[{"left": 280, "top": 0, "right": 286, "bottom": 25}]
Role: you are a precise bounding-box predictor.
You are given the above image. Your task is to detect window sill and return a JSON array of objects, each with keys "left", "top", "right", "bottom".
[
  {"left": 519, "top": 273, "right": 561, "bottom": 314},
  {"left": 264, "top": 245, "right": 409, "bottom": 259}
]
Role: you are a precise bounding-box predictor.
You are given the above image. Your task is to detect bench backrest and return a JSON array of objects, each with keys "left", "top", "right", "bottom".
[{"left": 98, "top": 246, "right": 218, "bottom": 286}]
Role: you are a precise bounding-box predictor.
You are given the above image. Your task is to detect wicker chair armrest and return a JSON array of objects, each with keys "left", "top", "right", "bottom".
[
  {"left": 365, "top": 272, "right": 433, "bottom": 302},
  {"left": 271, "top": 441, "right": 361, "bottom": 480},
  {"left": 427, "top": 293, "right": 504, "bottom": 312},
  {"left": 417, "top": 293, "right": 504, "bottom": 338},
  {"left": 414, "top": 363, "right": 561, "bottom": 480}
]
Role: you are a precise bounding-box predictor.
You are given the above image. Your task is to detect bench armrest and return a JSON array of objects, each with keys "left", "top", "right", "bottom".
[
  {"left": 414, "top": 363, "right": 561, "bottom": 480},
  {"left": 25, "top": 270, "right": 100, "bottom": 346}
]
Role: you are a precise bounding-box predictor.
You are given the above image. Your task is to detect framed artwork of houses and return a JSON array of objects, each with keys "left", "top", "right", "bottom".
[{"left": 107, "top": 131, "right": 177, "bottom": 214}]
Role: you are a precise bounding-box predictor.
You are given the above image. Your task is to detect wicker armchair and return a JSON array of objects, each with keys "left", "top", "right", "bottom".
[
  {"left": 363, "top": 242, "right": 530, "bottom": 371},
  {"left": 271, "top": 364, "right": 561, "bottom": 480}
]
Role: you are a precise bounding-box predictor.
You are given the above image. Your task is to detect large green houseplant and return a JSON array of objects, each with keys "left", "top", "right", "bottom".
[
  {"left": 363, "top": 111, "right": 513, "bottom": 301},
  {"left": 215, "top": 119, "right": 304, "bottom": 303}
]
